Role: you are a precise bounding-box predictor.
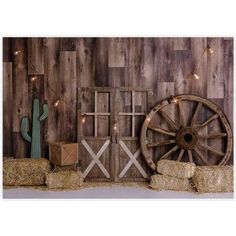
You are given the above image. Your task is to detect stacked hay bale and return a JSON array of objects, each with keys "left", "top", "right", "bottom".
[
  {"left": 150, "top": 160, "right": 233, "bottom": 193},
  {"left": 192, "top": 166, "right": 233, "bottom": 193},
  {"left": 150, "top": 160, "right": 195, "bottom": 191},
  {"left": 3, "top": 158, "right": 51, "bottom": 186},
  {"left": 46, "top": 170, "right": 83, "bottom": 189}
]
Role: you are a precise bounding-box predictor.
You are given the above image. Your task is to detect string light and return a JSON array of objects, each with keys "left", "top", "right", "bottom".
[
  {"left": 170, "top": 96, "right": 178, "bottom": 104},
  {"left": 54, "top": 100, "right": 60, "bottom": 107},
  {"left": 13, "top": 50, "right": 21, "bottom": 55},
  {"left": 82, "top": 115, "right": 86, "bottom": 124},
  {"left": 113, "top": 122, "right": 117, "bottom": 131},
  {"left": 193, "top": 73, "right": 200, "bottom": 80},
  {"left": 30, "top": 76, "right": 37, "bottom": 82},
  {"left": 207, "top": 45, "right": 214, "bottom": 54},
  {"left": 146, "top": 116, "right": 151, "bottom": 122}
]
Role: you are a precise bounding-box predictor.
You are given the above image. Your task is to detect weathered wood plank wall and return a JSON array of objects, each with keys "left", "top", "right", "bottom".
[{"left": 3, "top": 37, "right": 233, "bottom": 166}]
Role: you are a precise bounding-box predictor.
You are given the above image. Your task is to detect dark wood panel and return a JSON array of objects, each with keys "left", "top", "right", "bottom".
[
  {"left": 3, "top": 63, "right": 13, "bottom": 156},
  {"left": 44, "top": 38, "right": 61, "bottom": 143},
  {"left": 11, "top": 38, "right": 29, "bottom": 158},
  {"left": 59, "top": 51, "right": 77, "bottom": 141},
  {"left": 3, "top": 38, "right": 12, "bottom": 62},
  {"left": 94, "top": 38, "right": 108, "bottom": 86},
  {"left": 28, "top": 38, "right": 44, "bottom": 74}
]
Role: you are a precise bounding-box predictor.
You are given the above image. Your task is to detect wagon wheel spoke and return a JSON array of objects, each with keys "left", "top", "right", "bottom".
[
  {"left": 196, "top": 114, "right": 219, "bottom": 130},
  {"left": 193, "top": 147, "right": 208, "bottom": 165},
  {"left": 148, "top": 125, "right": 176, "bottom": 137},
  {"left": 141, "top": 95, "right": 232, "bottom": 170},
  {"left": 198, "top": 143, "right": 225, "bottom": 156},
  {"left": 187, "top": 150, "right": 193, "bottom": 163},
  {"left": 177, "top": 149, "right": 185, "bottom": 161},
  {"left": 159, "top": 145, "right": 179, "bottom": 160},
  {"left": 159, "top": 110, "right": 179, "bottom": 131},
  {"left": 190, "top": 102, "right": 202, "bottom": 127},
  {"left": 147, "top": 139, "right": 176, "bottom": 148},
  {"left": 199, "top": 133, "right": 227, "bottom": 139}
]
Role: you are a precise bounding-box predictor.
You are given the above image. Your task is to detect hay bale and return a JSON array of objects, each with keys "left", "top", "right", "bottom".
[
  {"left": 3, "top": 158, "right": 51, "bottom": 186},
  {"left": 157, "top": 160, "right": 196, "bottom": 179},
  {"left": 150, "top": 174, "right": 190, "bottom": 191},
  {"left": 192, "top": 166, "right": 233, "bottom": 193},
  {"left": 46, "top": 171, "right": 83, "bottom": 189}
]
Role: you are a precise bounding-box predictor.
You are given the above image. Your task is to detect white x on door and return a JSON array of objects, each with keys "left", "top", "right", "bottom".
[{"left": 77, "top": 87, "right": 152, "bottom": 182}]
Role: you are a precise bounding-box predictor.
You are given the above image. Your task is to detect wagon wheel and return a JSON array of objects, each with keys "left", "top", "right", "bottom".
[{"left": 140, "top": 95, "right": 233, "bottom": 171}]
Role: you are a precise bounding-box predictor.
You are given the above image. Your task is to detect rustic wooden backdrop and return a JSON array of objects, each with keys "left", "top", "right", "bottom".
[{"left": 3, "top": 37, "right": 233, "bottom": 178}]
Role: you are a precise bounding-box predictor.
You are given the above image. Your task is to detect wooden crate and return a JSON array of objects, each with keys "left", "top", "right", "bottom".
[{"left": 49, "top": 142, "right": 78, "bottom": 166}]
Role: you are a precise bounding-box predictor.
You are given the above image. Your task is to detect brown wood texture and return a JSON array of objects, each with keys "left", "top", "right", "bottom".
[{"left": 3, "top": 37, "right": 234, "bottom": 180}]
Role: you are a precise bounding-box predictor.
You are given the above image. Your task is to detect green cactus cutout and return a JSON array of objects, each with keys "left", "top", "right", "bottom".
[{"left": 21, "top": 98, "right": 48, "bottom": 159}]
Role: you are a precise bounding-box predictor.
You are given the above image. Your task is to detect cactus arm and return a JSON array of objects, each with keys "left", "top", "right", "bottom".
[
  {"left": 39, "top": 103, "right": 48, "bottom": 121},
  {"left": 21, "top": 117, "right": 32, "bottom": 142}
]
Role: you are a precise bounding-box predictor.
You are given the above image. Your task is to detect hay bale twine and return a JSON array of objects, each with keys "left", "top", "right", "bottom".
[
  {"left": 3, "top": 158, "right": 51, "bottom": 186},
  {"left": 150, "top": 174, "right": 190, "bottom": 191},
  {"left": 46, "top": 171, "right": 83, "bottom": 189},
  {"left": 192, "top": 166, "right": 233, "bottom": 193},
  {"left": 157, "top": 160, "right": 196, "bottom": 179}
]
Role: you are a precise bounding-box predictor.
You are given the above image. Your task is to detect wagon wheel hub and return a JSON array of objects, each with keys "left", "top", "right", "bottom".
[
  {"left": 140, "top": 95, "right": 233, "bottom": 171},
  {"left": 176, "top": 127, "right": 198, "bottom": 150}
]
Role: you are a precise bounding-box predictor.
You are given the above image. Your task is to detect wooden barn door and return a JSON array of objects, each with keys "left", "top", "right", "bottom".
[
  {"left": 114, "top": 88, "right": 152, "bottom": 182},
  {"left": 77, "top": 87, "right": 152, "bottom": 182}
]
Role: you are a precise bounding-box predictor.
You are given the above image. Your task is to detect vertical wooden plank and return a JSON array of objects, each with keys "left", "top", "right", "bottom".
[
  {"left": 3, "top": 38, "right": 12, "bottom": 62},
  {"left": 207, "top": 38, "right": 224, "bottom": 98},
  {"left": 60, "top": 38, "right": 76, "bottom": 51},
  {"left": 108, "top": 38, "right": 125, "bottom": 67},
  {"left": 108, "top": 67, "right": 125, "bottom": 87},
  {"left": 12, "top": 38, "right": 29, "bottom": 158},
  {"left": 190, "top": 38, "right": 207, "bottom": 96},
  {"left": 3, "top": 63, "right": 13, "bottom": 157},
  {"left": 223, "top": 39, "right": 233, "bottom": 129},
  {"left": 141, "top": 38, "right": 158, "bottom": 89},
  {"left": 174, "top": 37, "right": 191, "bottom": 50},
  {"left": 94, "top": 38, "right": 108, "bottom": 86},
  {"left": 59, "top": 51, "right": 77, "bottom": 141},
  {"left": 44, "top": 38, "right": 61, "bottom": 142},
  {"left": 156, "top": 38, "right": 174, "bottom": 82},
  {"left": 76, "top": 38, "right": 95, "bottom": 88},
  {"left": 94, "top": 91, "right": 98, "bottom": 137},
  {"left": 174, "top": 50, "right": 192, "bottom": 94},
  {"left": 28, "top": 38, "right": 44, "bottom": 74},
  {"left": 131, "top": 91, "right": 135, "bottom": 137},
  {"left": 125, "top": 38, "right": 142, "bottom": 87},
  {"left": 97, "top": 92, "right": 110, "bottom": 136}
]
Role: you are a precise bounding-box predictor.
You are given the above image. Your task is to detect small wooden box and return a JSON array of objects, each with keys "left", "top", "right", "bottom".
[{"left": 49, "top": 142, "right": 78, "bottom": 166}]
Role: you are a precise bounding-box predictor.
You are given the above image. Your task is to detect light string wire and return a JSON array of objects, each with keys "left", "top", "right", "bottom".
[
  {"left": 21, "top": 55, "right": 139, "bottom": 125},
  {"left": 176, "top": 39, "right": 214, "bottom": 89},
  {"left": 14, "top": 41, "right": 218, "bottom": 127}
]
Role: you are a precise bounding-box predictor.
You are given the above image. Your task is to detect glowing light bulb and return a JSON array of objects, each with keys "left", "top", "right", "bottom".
[
  {"left": 193, "top": 73, "right": 200, "bottom": 80},
  {"left": 207, "top": 45, "right": 214, "bottom": 54},
  {"left": 31, "top": 76, "right": 37, "bottom": 82},
  {"left": 54, "top": 100, "right": 60, "bottom": 107},
  {"left": 146, "top": 116, "right": 151, "bottom": 122},
  {"left": 170, "top": 96, "right": 178, "bottom": 104},
  {"left": 82, "top": 116, "right": 86, "bottom": 124},
  {"left": 113, "top": 123, "right": 117, "bottom": 131},
  {"left": 13, "top": 50, "right": 21, "bottom": 55}
]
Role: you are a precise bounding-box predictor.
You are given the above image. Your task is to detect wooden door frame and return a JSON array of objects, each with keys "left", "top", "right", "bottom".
[{"left": 77, "top": 87, "right": 154, "bottom": 182}]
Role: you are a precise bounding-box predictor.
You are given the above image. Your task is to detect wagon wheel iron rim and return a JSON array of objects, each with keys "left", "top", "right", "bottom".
[{"left": 140, "top": 94, "right": 233, "bottom": 171}]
